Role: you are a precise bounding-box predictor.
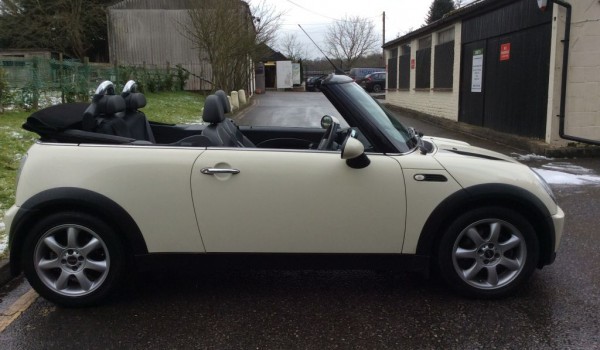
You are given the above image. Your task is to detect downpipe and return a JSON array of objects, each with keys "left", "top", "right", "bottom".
[{"left": 552, "top": 0, "right": 600, "bottom": 145}]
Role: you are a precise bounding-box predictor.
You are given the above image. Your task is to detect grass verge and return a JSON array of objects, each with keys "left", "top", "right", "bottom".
[{"left": 0, "top": 91, "right": 205, "bottom": 258}]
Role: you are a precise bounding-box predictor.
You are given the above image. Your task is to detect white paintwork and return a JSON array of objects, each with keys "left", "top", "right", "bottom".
[
  {"left": 341, "top": 137, "right": 364, "bottom": 159},
  {"left": 15, "top": 143, "right": 207, "bottom": 253},
  {"left": 6, "top": 134, "right": 564, "bottom": 257},
  {"left": 191, "top": 149, "right": 406, "bottom": 253}
]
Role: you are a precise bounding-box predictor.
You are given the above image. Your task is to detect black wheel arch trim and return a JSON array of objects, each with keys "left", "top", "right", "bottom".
[
  {"left": 9, "top": 187, "right": 148, "bottom": 276},
  {"left": 416, "top": 183, "right": 556, "bottom": 268}
]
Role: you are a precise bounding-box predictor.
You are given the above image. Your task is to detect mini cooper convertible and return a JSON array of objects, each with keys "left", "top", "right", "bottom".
[{"left": 5, "top": 75, "right": 564, "bottom": 307}]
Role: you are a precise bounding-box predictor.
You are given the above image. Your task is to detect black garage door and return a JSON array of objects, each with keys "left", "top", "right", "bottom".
[{"left": 459, "top": 0, "right": 553, "bottom": 139}]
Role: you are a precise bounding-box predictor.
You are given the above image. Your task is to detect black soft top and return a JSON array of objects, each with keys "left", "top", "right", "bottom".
[{"left": 23, "top": 103, "right": 89, "bottom": 137}]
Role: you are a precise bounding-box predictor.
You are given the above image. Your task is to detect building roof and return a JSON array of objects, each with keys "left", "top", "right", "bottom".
[
  {"left": 258, "top": 44, "right": 288, "bottom": 62},
  {"left": 383, "top": 0, "right": 522, "bottom": 48},
  {"left": 109, "top": 0, "right": 249, "bottom": 11}
]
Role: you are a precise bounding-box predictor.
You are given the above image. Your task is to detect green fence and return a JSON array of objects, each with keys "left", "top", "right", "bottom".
[{"left": 0, "top": 57, "right": 189, "bottom": 112}]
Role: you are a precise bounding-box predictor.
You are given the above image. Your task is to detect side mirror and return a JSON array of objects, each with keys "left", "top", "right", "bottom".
[
  {"left": 320, "top": 115, "right": 340, "bottom": 129},
  {"left": 341, "top": 136, "right": 370, "bottom": 169}
]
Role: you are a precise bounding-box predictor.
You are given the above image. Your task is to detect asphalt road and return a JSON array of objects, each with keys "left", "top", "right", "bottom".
[{"left": 1, "top": 91, "right": 599, "bottom": 349}]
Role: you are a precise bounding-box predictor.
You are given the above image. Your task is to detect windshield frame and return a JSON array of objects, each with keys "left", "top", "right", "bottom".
[{"left": 319, "top": 75, "right": 417, "bottom": 154}]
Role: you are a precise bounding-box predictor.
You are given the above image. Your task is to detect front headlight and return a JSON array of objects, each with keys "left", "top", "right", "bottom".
[{"left": 531, "top": 168, "right": 557, "bottom": 204}]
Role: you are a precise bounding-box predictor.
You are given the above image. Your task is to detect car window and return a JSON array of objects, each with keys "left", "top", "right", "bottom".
[{"left": 338, "top": 82, "right": 416, "bottom": 153}]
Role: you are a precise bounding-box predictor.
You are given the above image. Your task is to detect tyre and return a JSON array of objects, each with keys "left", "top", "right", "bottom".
[
  {"left": 437, "top": 207, "right": 539, "bottom": 298},
  {"left": 22, "top": 212, "right": 125, "bottom": 307},
  {"left": 372, "top": 84, "right": 382, "bottom": 93}
]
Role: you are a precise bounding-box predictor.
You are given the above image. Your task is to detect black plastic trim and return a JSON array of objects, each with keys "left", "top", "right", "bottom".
[
  {"left": 416, "top": 183, "right": 556, "bottom": 268},
  {"left": 134, "top": 253, "right": 430, "bottom": 274},
  {"left": 9, "top": 187, "right": 148, "bottom": 275}
]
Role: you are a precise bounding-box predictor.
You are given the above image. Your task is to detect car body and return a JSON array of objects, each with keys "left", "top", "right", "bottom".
[
  {"left": 348, "top": 67, "right": 385, "bottom": 83},
  {"left": 360, "top": 72, "right": 386, "bottom": 93},
  {"left": 305, "top": 76, "right": 321, "bottom": 92},
  {"left": 5, "top": 75, "right": 564, "bottom": 307}
]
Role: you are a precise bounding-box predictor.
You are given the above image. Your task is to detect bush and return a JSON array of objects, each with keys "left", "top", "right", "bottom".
[{"left": 0, "top": 67, "right": 12, "bottom": 112}]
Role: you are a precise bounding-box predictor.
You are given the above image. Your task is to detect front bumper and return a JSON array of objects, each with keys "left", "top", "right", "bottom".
[{"left": 552, "top": 205, "right": 565, "bottom": 252}]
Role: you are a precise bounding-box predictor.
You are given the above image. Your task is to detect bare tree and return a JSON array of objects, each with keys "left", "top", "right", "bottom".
[
  {"left": 0, "top": 0, "right": 110, "bottom": 60},
  {"left": 185, "top": 0, "right": 282, "bottom": 92},
  {"left": 324, "top": 16, "right": 380, "bottom": 69},
  {"left": 278, "top": 33, "right": 306, "bottom": 62}
]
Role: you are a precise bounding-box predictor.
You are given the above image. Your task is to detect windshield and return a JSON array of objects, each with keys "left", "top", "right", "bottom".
[{"left": 338, "top": 82, "right": 417, "bottom": 153}]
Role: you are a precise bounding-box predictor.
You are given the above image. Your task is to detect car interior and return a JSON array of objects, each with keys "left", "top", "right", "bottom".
[{"left": 23, "top": 80, "right": 345, "bottom": 150}]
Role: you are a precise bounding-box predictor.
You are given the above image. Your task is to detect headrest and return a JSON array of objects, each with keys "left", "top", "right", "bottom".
[
  {"left": 215, "top": 90, "right": 231, "bottom": 113},
  {"left": 202, "top": 95, "right": 225, "bottom": 124},
  {"left": 96, "top": 94, "right": 126, "bottom": 115},
  {"left": 122, "top": 92, "right": 147, "bottom": 111}
]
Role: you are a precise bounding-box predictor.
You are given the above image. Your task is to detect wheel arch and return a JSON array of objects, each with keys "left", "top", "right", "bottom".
[
  {"left": 9, "top": 187, "right": 148, "bottom": 276},
  {"left": 416, "top": 183, "right": 556, "bottom": 269}
]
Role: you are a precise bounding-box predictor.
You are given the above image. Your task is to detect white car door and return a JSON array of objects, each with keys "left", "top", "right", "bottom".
[{"left": 190, "top": 148, "right": 406, "bottom": 253}]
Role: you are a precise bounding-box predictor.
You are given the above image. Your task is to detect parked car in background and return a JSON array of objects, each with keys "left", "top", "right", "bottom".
[
  {"left": 360, "top": 72, "right": 386, "bottom": 93},
  {"left": 305, "top": 76, "right": 321, "bottom": 92},
  {"left": 348, "top": 67, "right": 385, "bottom": 83}
]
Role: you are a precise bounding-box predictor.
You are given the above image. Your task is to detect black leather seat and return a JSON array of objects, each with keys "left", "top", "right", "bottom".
[
  {"left": 82, "top": 94, "right": 130, "bottom": 137},
  {"left": 121, "top": 92, "right": 156, "bottom": 143},
  {"left": 215, "top": 90, "right": 255, "bottom": 147},
  {"left": 201, "top": 95, "right": 239, "bottom": 147}
]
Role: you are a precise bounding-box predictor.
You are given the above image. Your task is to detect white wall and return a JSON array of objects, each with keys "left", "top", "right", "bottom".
[{"left": 563, "top": 0, "right": 600, "bottom": 142}]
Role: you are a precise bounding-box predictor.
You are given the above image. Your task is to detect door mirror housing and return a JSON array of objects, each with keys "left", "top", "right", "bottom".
[{"left": 341, "top": 136, "right": 370, "bottom": 169}]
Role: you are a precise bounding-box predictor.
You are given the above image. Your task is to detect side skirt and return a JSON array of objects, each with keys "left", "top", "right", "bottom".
[{"left": 135, "top": 253, "right": 430, "bottom": 276}]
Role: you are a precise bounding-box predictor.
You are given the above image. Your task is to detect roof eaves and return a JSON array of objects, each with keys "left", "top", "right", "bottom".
[{"left": 382, "top": 0, "right": 519, "bottom": 48}]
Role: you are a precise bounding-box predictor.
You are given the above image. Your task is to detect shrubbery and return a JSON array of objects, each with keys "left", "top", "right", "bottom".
[{"left": 0, "top": 59, "right": 191, "bottom": 113}]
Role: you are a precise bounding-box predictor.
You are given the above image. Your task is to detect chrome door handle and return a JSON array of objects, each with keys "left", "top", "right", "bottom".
[{"left": 201, "top": 167, "right": 240, "bottom": 175}]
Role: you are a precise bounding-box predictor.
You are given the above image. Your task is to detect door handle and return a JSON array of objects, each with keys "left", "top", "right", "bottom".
[{"left": 201, "top": 167, "right": 240, "bottom": 175}]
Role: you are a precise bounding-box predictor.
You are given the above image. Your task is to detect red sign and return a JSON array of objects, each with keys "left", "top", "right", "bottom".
[
  {"left": 410, "top": 58, "right": 416, "bottom": 69},
  {"left": 500, "top": 43, "right": 511, "bottom": 61}
]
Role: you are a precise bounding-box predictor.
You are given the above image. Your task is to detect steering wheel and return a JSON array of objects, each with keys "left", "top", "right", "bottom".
[{"left": 317, "top": 118, "right": 340, "bottom": 150}]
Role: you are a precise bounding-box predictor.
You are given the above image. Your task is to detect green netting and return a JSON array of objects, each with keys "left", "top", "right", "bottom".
[{"left": 0, "top": 57, "right": 189, "bottom": 112}]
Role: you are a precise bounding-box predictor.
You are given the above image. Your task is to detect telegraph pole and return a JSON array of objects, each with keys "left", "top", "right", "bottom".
[{"left": 382, "top": 11, "right": 386, "bottom": 66}]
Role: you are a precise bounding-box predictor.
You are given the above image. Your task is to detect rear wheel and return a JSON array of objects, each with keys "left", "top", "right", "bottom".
[
  {"left": 22, "top": 212, "right": 125, "bottom": 307},
  {"left": 372, "top": 84, "right": 382, "bottom": 93},
  {"left": 438, "top": 207, "right": 539, "bottom": 298}
]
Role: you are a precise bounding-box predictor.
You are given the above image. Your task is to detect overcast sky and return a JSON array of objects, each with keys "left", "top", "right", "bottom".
[
  {"left": 264, "top": 0, "right": 429, "bottom": 58},
  {"left": 258, "top": 0, "right": 476, "bottom": 59}
]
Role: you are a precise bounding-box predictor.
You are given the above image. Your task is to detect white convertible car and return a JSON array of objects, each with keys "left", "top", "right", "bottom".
[{"left": 5, "top": 75, "right": 564, "bottom": 306}]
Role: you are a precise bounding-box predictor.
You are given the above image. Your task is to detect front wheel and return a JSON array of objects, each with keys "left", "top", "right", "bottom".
[
  {"left": 22, "top": 212, "right": 125, "bottom": 307},
  {"left": 438, "top": 207, "right": 539, "bottom": 298}
]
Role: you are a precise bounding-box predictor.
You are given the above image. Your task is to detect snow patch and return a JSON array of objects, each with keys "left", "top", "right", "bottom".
[
  {"left": 0, "top": 221, "right": 6, "bottom": 255},
  {"left": 512, "top": 153, "right": 554, "bottom": 161},
  {"left": 9, "top": 131, "right": 23, "bottom": 139},
  {"left": 541, "top": 162, "right": 593, "bottom": 174},
  {"left": 533, "top": 168, "right": 600, "bottom": 185}
]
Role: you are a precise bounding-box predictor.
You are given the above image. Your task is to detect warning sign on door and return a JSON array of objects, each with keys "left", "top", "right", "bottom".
[{"left": 500, "top": 43, "right": 511, "bottom": 61}]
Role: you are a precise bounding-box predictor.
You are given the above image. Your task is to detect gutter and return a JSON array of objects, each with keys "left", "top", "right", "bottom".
[{"left": 553, "top": 0, "right": 600, "bottom": 145}]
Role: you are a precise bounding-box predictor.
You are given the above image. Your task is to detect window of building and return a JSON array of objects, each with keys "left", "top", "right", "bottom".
[
  {"left": 398, "top": 44, "right": 411, "bottom": 90},
  {"left": 416, "top": 36, "right": 431, "bottom": 89},
  {"left": 434, "top": 27, "right": 455, "bottom": 89}
]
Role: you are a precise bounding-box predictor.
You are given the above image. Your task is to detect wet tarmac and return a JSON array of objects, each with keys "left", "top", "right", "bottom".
[{"left": 1, "top": 91, "right": 599, "bottom": 349}]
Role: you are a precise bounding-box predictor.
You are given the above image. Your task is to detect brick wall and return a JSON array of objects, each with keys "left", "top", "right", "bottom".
[
  {"left": 385, "top": 23, "right": 462, "bottom": 121},
  {"left": 563, "top": 0, "right": 600, "bottom": 141}
]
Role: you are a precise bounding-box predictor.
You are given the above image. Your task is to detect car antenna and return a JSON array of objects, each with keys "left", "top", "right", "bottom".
[{"left": 298, "top": 24, "right": 345, "bottom": 75}]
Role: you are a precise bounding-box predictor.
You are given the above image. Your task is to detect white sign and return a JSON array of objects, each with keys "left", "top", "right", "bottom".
[
  {"left": 292, "top": 63, "right": 301, "bottom": 85},
  {"left": 471, "top": 49, "right": 484, "bottom": 93},
  {"left": 276, "top": 61, "right": 293, "bottom": 89}
]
